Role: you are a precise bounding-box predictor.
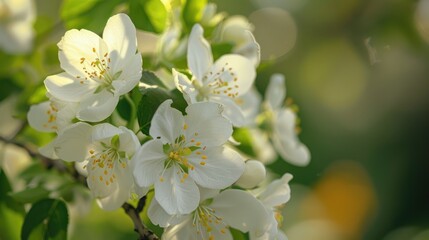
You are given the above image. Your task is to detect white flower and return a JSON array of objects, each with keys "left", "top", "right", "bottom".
[
  {"left": 27, "top": 96, "right": 78, "bottom": 133},
  {"left": 0, "top": 0, "right": 35, "bottom": 54},
  {"left": 132, "top": 100, "right": 245, "bottom": 215},
  {"left": 220, "top": 16, "right": 261, "bottom": 67},
  {"left": 174, "top": 24, "right": 256, "bottom": 127},
  {"left": 264, "top": 74, "right": 310, "bottom": 166},
  {"left": 150, "top": 188, "right": 271, "bottom": 240},
  {"left": 250, "top": 173, "right": 292, "bottom": 240},
  {"left": 49, "top": 122, "right": 142, "bottom": 210},
  {"left": 44, "top": 13, "right": 142, "bottom": 122}
]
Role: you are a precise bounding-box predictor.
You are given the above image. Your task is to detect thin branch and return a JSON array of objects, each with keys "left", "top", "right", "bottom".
[
  {"left": 122, "top": 202, "right": 159, "bottom": 240},
  {"left": 0, "top": 135, "right": 158, "bottom": 240}
]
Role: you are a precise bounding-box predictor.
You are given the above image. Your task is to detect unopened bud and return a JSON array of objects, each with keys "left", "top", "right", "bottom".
[{"left": 235, "top": 160, "right": 266, "bottom": 189}]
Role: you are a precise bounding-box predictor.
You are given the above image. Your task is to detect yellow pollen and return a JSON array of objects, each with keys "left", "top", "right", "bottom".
[
  {"left": 200, "top": 162, "right": 206, "bottom": 165},
  {"left": 99, "top": 176, "right": 103, "bottom": 181},
  {"left": 196, "top": 142, "right": 201, "bottom": 146},
  {"left": 121, "top": 162, "right": 126, "bottom": 168},
  {"left": 89, "top": 150, "right": 95, "bottom": 154},
  {"left": 201, "top": 155, "right": 207, "bottom": 160},
  {"left": 104, "top": 170, "right": 108, "bottom": 175},
  {"left": 105, "top": 181, "right": 109, "bottom": 185},
  {"left": 183, "top": 124, "right": 188, "bottom": 130},
  {"left": 92, "top": 47, "right": 96, "bottom": 52},
  {"left": 159, "top": 177, "right": 164, "bottom": 182}
]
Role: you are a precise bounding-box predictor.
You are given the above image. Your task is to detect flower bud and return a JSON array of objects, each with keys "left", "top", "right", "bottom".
[{"left": 235, "top": 160, "right": 266, "bottom": 189}]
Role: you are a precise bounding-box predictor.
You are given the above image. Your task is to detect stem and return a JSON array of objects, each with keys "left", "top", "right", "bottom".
[
  {"left": 122, "top": 202, "right": 159, "bottom": 240},
  {"left": 125, "top": 93, "right": 137, "bottom": 130}
]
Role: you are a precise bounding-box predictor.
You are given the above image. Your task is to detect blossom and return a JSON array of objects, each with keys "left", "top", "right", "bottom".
[
  {"left": 0, "top": 0, "right": 35, "bottom": 54},
  {"left": 250, "top": 173, "right": 292, "bottom": 240},
  {"left": 27, "top": 96, "right": 78, "bottom": 133},
  {"left": 48, "top": 122, "right": 142, "bottom": 210},
  {"left": 133, "top": 100, "right": 245, "bottom": 214},
  {"left": 174, "top": 24, "right": 256, "bottom": 127},
  {"left": 44, "top": 13, "right": 142, "bottom": 122},
  {"left": 264, "top": 74, "right": 310, "bottom": 166},
  {"left": 149, "top": 188, "right": 271, "bottom": 240},
  {"left": 235, "top": 160, "right": 266, "bottom": 189}
]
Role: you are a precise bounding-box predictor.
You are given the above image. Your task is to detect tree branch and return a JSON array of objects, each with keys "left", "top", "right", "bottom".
[{"left": 0, "top": 135, "right": 158, "bottom": 240}]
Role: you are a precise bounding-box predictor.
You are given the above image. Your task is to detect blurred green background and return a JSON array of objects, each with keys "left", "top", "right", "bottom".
[{"left": 1, "top": 0, "right": 428, "bottom": 239}]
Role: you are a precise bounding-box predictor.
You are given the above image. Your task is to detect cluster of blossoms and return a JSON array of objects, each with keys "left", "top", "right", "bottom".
[{"left": 27, "top": 3, "right": 310, "bottom": 239}]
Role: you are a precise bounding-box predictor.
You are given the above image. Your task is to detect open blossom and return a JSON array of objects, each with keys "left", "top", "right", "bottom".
[
  {"left": 174, "top": 24, "right": 256, "bottom": 127},
  {"left": 133, "top": 100, "right": 245, "bottom": 215},
  {"left": 48, "top": 122, "right": 141, "bottom": 210},
  {"left": 44, "top": 13, "right": 142, "bottom": 122},
  {"left": 149, "top": 188, "right": 271, "bottom": 240},
  {"left": 250, "top": 173, "right": 292, "bottom": 240},
  {"left": 264, "top": 74, "right": 310, "bottom": 166},
  {"left": 27, "top": 96, "right": 78, "bottom": 133},
  {"left": 0, "top": 0, "right": 35, "bottom": 54}
]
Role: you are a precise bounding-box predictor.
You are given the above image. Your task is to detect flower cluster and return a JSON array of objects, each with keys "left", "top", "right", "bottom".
[{"left": 27, "top": 2, "right": 310, "bottom": 239}]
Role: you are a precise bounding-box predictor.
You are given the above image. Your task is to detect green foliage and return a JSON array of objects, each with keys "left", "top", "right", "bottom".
[
  {"left": 230, "top": 227, "right": 248, "bottom": 240},
  {"left": 21, "top": 199, "right": 69, "bottom": 240},
  {"left": 211, "top": 42, "right": 234, "bottom": 60},
  {"left": 182, "top": 0, "right": 207, "bottom": 31},
  {"left": 232, "top": 128, "right": 257, "bottom": 157},
  {"left": 0, "top": 168, "right": 25, "bottom": 240},
  {"left": 61, "top": 0, "right": 122, "bottom": 33},
  {"left": 141, "top": 71, "right": 168, "bottom": 89},
  {"left": 129, "top": 0, "right": 167, "bottom": 33},
  {"left": 9, "top": 187, "right": 51, "bottom": 204}
]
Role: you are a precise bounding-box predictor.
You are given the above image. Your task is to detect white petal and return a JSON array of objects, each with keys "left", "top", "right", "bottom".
[
  {"left": 154, "top": 166, "right": 199, "bottom": 215},
  {"left": 58, "top": 29, "right": 109, "bottom": 78},
  {"left": 91, "top": 160, "right": 134, "bottom": 210},
  {"left": 112, "top": 53, "right": 142, "bottom": 95},
  {"left": 44, "top": 72, "right": 97, "bottom": 102},
  {"left": 52, "top": 122, "right": 93, "bottom": 162},
  {"left": 132, "top": 139, "right": 166, "bottom": 187},
  {"left": 210, "top": 189, "right": 271, "bottom": 236},
  {"left": 149, "top": 100, "right": 184, "bottom": 144},
  {"left": 162, "top": 216, "right": 196, "bottom": 240},
  {"left": 92, "top": 123, "right": 123, "bottom": 142},
  {"left": 272, "top": 109, "right": 310, "bottom": 166},
  {"left": 27, "top": 101, "right": 57, "bottom": 133},
  {"left": 265, "top": 74, "right": 286, "bottom": 110},
  {"left": 249, "top": 128, "right": 277, "bottom": 164},
  {"left": 210, "top": 95, "right": 245, "bottom": 127},
  {"left": 236, "top": 87, "right": 262, "bottom": 127},
  {"left": 173, "top": 69, "right": 198, "bottom": 104},
  {"left": 256, "top": 173, "right": 293, "bottom": 207},
  {"left": 118, "top": 126, "right": 140, "bottom": 157},
  {"left": 136, "top": 30, "right": 159, "bottom": 55},
  {"left": 189, "top": 147, "right": 244, "bottom": 189},
  {"left": 77, "top": 90, "right": 119, "bottom": 122},
  {"left": 102, "top": 13, "right": 138, "bottom": 73},
  {"left": 199, "top": 187, "right": 220, "bottom": 202},
  {"left": 184, "top": 102, "right": 232, "bottom": 147},
  {"left": 235, "top": 160, "right": 266, "bottom": 189},
  {"left": 148, "top": 198, "right": 173, "bottom": 227},
  {"left": 234, "top": 31, "right": 261, "bottom": 67},
  {"left": 187, "top": 24, "right": 213, "bottom": 81},
  {"left": 209, "top": 54, "right": 255, "bottom": 96}
]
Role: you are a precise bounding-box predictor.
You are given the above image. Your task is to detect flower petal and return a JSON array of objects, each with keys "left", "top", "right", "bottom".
[
  {"left": 149, "top": 100, "right": 184, "bottom": 144},
  {"left": 256, "top": 173, "right": 293, "bottom": 207},
  {"left": 132, "top": 139, "right": 166, "bottom": 187},
  {"left": 210, "top": 95, "right": 245, "bottom": 127},
  {"left": 210, "top": 189, "right": 271, "bottom": 236},
  {"left": 148, "top": 198, "right": 173, "bottom": 228},
  {"left": 154, "top": 165, "right": 199, "bottom": 215},
  {"left": 27, "top": 101, "right": 57, "bottom": 133},
  {"left": 184, "top": 102, "right": 232, "bottom": 147},
  {"left": 272, "top": 109, "right": 310, "bottom": 166},
  {"left": 173, "top": 69, "right": 198, "bottom": 104},
  {"left": 77, "top": 90, "right": 119, "bottom": 122},
  {"left": 189, "top": 146, "right": 244, "bottom": 189},
  {"left": 118, "top": 126, "right": 140, "bottom": 157},
  {"left": 102, "top": 13, "right": 138, "bottom": 73},
  {"left": 112, "top": 53, "right": 142, "bottom": 95},
  {"left": 92, "top": 123, "right": 123, "bottom": 142},
  {"left": 187, "top": 24, "right": 213, "bottom": 81},
  {"left": 44, "top": 72, "right": 97, "bottom": 102},
  {"left": 52, "top": 122, "right": 93, "bottom": 162},
  {"left": 265, "top": 74, "right": 286, "bottom": 110},
  {"left": 58, "top": 28, "right": 109, "bottom": 79}
]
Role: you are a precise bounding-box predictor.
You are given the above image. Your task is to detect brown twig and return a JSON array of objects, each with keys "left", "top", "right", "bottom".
[{"left": 0, "top": 135, "right": 158, "bottom": 240}]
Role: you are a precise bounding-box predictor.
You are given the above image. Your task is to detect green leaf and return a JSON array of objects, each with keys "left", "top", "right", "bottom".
[
  {"left": 21, "top": 199, "right": 69, "bottom": 240},
  {"left": 182, "top": 0, "right": 207, "bottom": 30},
  {"left": 61, "top": 0, "right": 122, "bottom": 33},
  {"left": 9, "top": 186, "right": 51, "bottom": 204},
  {"left": 211, "top": 42, "right": 234, "bottom": 60},
  {"left": 129, "top": 0, "right": 167, "bottom": 33},
  {"left": 232, "top": 128, "right": 256, "bottom": 157},
  {"left": 0, "top": 168, "right": 25, "bottom": 240},
  {"left": 140, "top": 71, "right": 168, "bottom": 89},
  {"left": 137, "top": 88, "right": 172, "bottom": 135},
  {"left": 229, "top": 227, "right": 248, "bottom": 240}
]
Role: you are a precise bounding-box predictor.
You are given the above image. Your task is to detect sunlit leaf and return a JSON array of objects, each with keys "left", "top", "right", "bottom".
[
  {"left": 129, "top": 0, "right": 167, "bottom": 33},
  {"left": 182, "top": 0, "right": 207, "bottom": 30}
]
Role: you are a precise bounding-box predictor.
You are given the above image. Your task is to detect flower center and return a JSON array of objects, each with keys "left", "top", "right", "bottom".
[
  {"left": 198, "top": 62, "right": 240, "bottom": 100},
  {"left": 192, "top": 205, "right": 229, "bottom": 239},
  {"left": 77, "top": 48, "right": 122, "bottom": 93},
  {"left": 86, "top": 135, "right": 128, "bottom": 187},
  {"left": 43, "top": 102, "right": 59, "bottom": 131}
]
